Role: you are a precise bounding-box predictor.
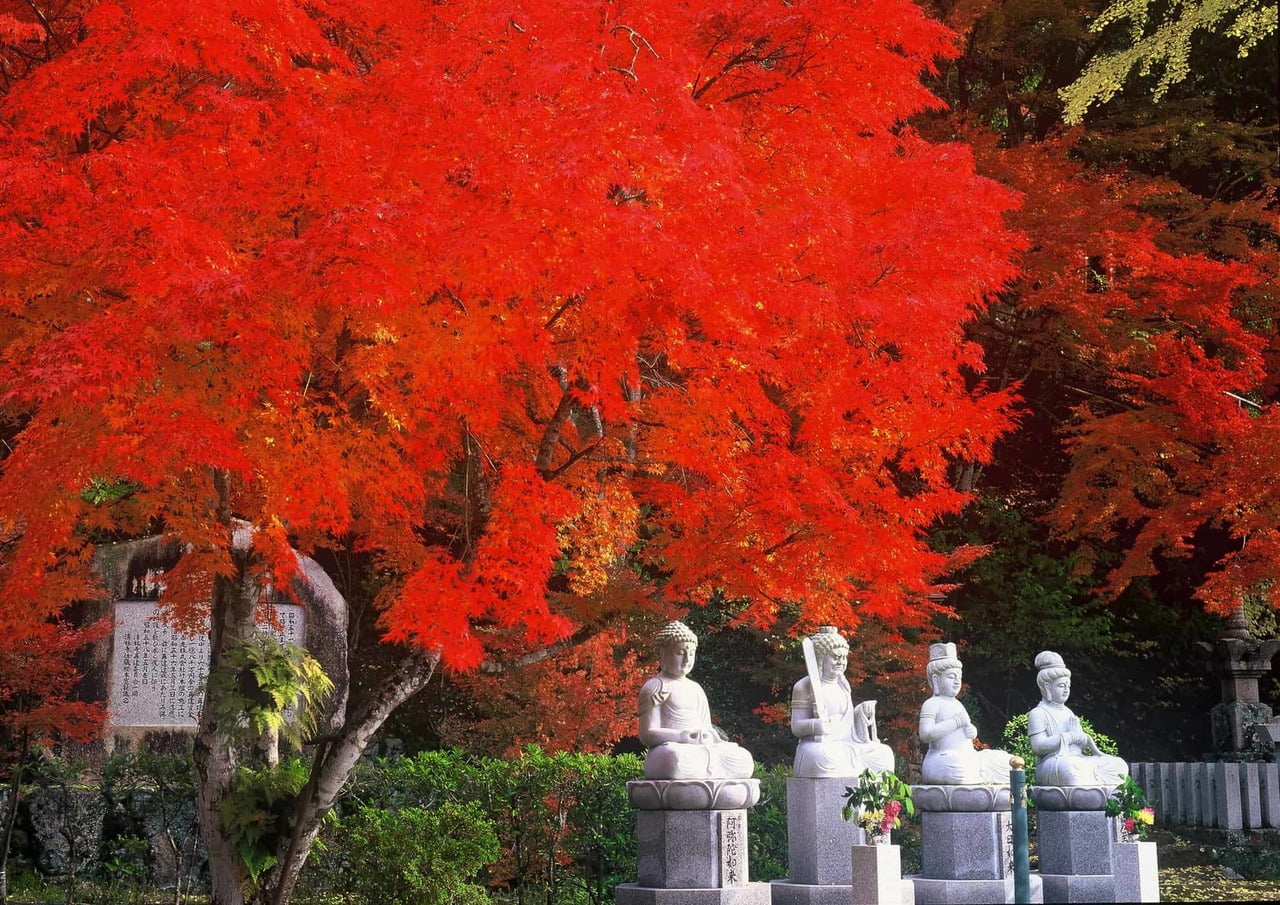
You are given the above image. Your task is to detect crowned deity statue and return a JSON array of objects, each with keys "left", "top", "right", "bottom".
[
  {"left": 637, "top": 621, "right": 755, "bottom": 780},
  {"left": 790, "top": 626, "right": 895, "bottom": 778},
  {"left": 918, "top": 642, "right": 1012, "bottom": 785},
  {"left": 1027, "top": 651, "right": 1128, "bottom": 787}
]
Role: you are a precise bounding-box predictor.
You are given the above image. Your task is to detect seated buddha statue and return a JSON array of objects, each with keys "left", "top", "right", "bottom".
[
  {"left": 790, "top": 626, "right": 895, "bottom": 778},
  {"left": 638, "top": 621, "right": 755, "bottom": 780},
  {"left": 1027, "top": 650, "right": 1128, "bottom": 787},
  {"left": 919, "top": 642, "right": 1012, "bottom": 785}
]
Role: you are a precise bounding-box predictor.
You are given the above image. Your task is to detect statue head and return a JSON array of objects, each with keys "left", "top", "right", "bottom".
[
  {"left": 810, "top": 626, "right": 849, "bottom": 682},
  {"left": 656, "top": 621, "right": 698, "bottom": 679},
  {"left": 926, "top": 642, "right": 963, "bottom": 696},
  {"left": 1035, "top": 650, "right": 1071, "bottom": 704}
]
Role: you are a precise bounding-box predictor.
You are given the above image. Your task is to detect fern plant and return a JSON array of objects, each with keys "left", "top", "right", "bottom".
[{"left": 207, "top": 633, "right": 333, "bottom": 749}]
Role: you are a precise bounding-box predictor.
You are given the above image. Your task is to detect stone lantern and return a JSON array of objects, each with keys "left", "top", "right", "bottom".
[{"left": 1197, "top": 605, "right": 1280, "bottom": 754}]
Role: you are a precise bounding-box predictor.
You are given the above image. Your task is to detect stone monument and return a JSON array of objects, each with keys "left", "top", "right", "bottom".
[
  {"left": 910, "top": 642, "right": 1041, "bottom": 905},
  {"left": 110, "top": 598, "right": 304, "bottom": 729},
  {"left": 1195, "top": 605, "right": 1280, "bottom": 755},
  {"left": 1027, "top": 651, "right": 1126, "bottom": 904},
  {"left": 83, "top": 529, "right": 349, "bottom": 753},
  {"left": 770, "top": 626, "right": 909, "bottom": 905},
  {"left": 616, "top": 621, "right": 770, "bottom": 904}
]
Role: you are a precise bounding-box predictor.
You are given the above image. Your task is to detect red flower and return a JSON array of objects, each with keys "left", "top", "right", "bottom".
[
  {"left": 1123, "top": 817, "right": 1136, "bottom": 834},
  {"left": 885, "top": 800, "right": 903, "bottom": 818}
]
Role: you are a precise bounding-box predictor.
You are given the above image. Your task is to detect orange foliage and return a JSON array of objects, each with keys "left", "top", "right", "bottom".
[
  {"left": 446, "top": 627, "right": 646, "bottom": 757},
  {"left": 0, "top": 0, "right": 1021, "bottom": 670},
  {"left": 969, "top": 133, "right": 1279, "bottom": 613}
]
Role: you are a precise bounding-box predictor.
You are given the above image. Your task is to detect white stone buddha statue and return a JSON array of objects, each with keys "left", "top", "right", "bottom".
[
  {"left": 918, "top": 642, "right": 1011, "bottom": 785},
  {"left": 638, "top": 621, "right": 755, "bottom": 780},
  {"left": 790, "top": 626, "right": 895, "bottom": 778},
  {"left": 1027, "top": 651, "right": 1128, "bottom": 787}
]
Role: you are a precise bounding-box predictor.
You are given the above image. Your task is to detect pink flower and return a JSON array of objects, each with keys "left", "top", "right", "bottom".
[
  {"left": 1123, "top": 817, "right": 1136, "bottom": 834},
  {"left": 885, "top": 800, "right": 902, "bottom": 818}
]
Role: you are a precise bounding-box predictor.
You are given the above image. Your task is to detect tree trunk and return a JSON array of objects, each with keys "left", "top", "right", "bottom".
[
  {"left": 167, "top": 828, "right": 183, "bottom": 905},
  {"left": 190, "top": 468, "right": 444, "bottom": 905},
  {"left": 194, "top": 469, "right": 257, "bottom": 905},
  {"left": 0, "top": 731, "right": 29, "bottom": 905},
  {"left": 258, "top": 648, "right": 441, "bottom": 905}
]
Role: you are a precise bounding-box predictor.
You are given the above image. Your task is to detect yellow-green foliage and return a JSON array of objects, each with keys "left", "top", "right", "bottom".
[
  {"left": 208, "top": 633, "right": 334, "bottom": 749},
  {"left": 1062, "top": 0, "right": 1277, "bottom": 122}
]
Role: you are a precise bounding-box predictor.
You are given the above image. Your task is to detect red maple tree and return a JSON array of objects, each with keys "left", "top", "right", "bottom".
[
  {"left": 958, "top": 129, "right": 1278, "bottom": 615},
  {"left": 920, "top": 0, "right": 1280, "bottom": 622},
  {"left": 1, "top": 1, "right": 1020, "bottom": 901}
]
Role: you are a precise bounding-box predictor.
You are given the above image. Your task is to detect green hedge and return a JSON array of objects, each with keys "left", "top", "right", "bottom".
[
  {"left": 305, "top": 747, "right": 644, "bottom": 905},
  {"left": 6, "top": 749, "right": 805, "bottom": 903}
]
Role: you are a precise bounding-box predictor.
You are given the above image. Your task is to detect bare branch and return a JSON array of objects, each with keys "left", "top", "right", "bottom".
[
  {"left": 541, "top": 440, "right": 602, "bottom": 481},
  {"left": 610, "top": 25, "right": 659, "bottom": 81},
  {"left": 544, "top": 294, "right": 582, "bottom": 330},
  {"left": 478, "top": 627, "right": 596, "bottom": 674},
  {"left": 535, "top": 390, "right": 575, "bottom": 473}
]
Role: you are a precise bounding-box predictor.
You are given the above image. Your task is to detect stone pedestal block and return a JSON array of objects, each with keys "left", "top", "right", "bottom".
[
  {"left": 1037, "top": 810, "right": 1113, "bottom": 876},
  {"left": 920, "top": 811, "right": 1012, "bottom": 880},
  {"left": 636, "top": 809, "right": 750, "bottom": 889},
  {"left": 784, "top": 777, "right": 865, "bottom": 886},
  {"left": 1040, "top": 874, "right": 1115, "bottom": 903},
  {"left": 1112, "top": 842, "right": 1159, "bottom": 903},
  {"left": 910, "top": 875, "right": 1043, "bottom": 905},
  {"left": 909, "top": 790, "right": 1027, "bottom": 904},
  {"left": 850, "top": 843, "right": 915, "bottom": 905},
  {"left": 768, "top": 881, "right": 856, "bottom": 905},
  {"left": 615, "top": 884, "right": 772, "bottom": 904},
  {"left": 1037, "top": 808, "right": 1115, "bottom": 904},
  {"left": 770, "top": 847, "right": 915, "bottom": 905}
]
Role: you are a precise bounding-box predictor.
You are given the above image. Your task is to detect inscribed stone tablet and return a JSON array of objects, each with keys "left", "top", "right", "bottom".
[
  {"left": 719, "top": 810, "right": 747, "bottom": 887},
  {"left": 109, "top": 601, "right": 305, "bottom": 728}
]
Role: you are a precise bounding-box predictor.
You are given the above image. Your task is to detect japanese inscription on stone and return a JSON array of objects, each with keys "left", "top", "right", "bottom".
[
  {"left": 718, "top": 810, "right": 747, "bottom": 887},
  {"left": 1001, "top": 811, "right": 1014, "bottom": 877},
  {"left": 110, "top": 600, "right": 305, "bottom": 728}
]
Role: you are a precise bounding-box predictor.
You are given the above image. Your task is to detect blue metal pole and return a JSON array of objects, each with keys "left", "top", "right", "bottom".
[{"left": 1011, "top": 756, "right": 1031, "bottom": 905}]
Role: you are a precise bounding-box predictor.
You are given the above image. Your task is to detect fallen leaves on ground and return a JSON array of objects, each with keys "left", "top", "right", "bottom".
[{"left": 1162, "top": 865, "right": 1280, "bottom": 902}]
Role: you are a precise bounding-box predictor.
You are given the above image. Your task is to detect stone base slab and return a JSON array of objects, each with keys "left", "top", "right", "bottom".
[
  {"left": 1112, "top": 841, "right": 1159, "bottom": 903},
  {"left": 1037, "top": 809, "right": 1114, "bottom": 876},
  {"left": 1040, "top": 874, "right": 1115, "bottom": 903},
  {"left": 920, "top": 810, "right": 1012, "bottom": 880},
  {"left": 768, "top": 881, "right": 854, "bottom": 905},
  {"left": 786, "top": 777, "right": 866, "bottom": 885},
  {"left": 911, "top": 874, "right": 1043, "bottom": 904},
  {"left": 615, "top": 883, "right": 772, "bottom": 904},
  {"left": 770, "top": 879, "right": 915, "bottom": 905}
]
